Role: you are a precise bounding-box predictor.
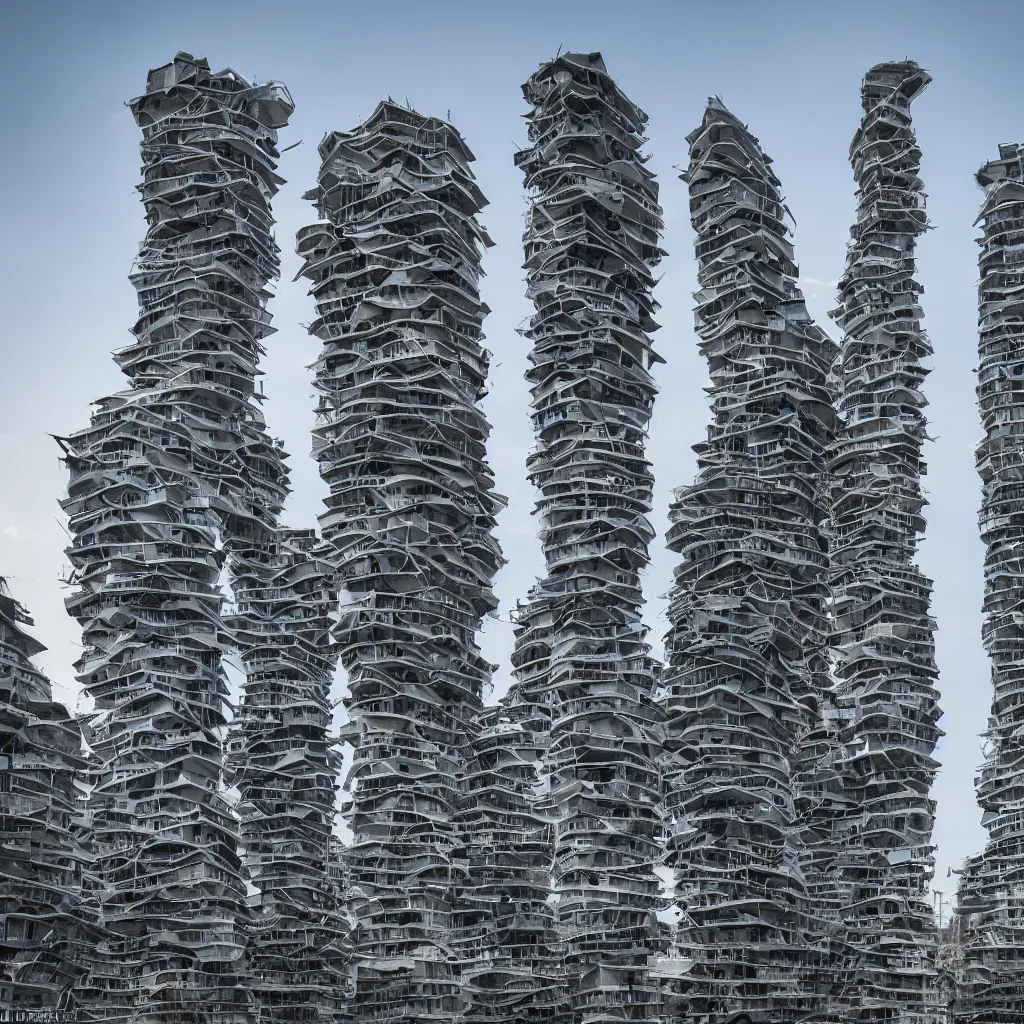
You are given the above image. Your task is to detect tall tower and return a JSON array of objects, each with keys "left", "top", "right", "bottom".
[
  {"left": 513, "top": 51, "right": 666, "bottom": 1022},
  {"left": 662, "top": 100, "right": 836, "bottom": 1022},
  {"left": 296, "top": 103, "right": 504, "bottom": 1022},
  {"left": 452, "top": 704, "right": 564, "bottom": 1021},
  {"left": 0, "top": 580, "right": 96, "bottom": 1020},
  {"left": 828, "top": 61, "right": 941, "bottom": 1019},
  {"left": 225, "top": 529, "right": 351, "bottom": 1021},
  {"left": 954, "top": 142, "right": 1024, "bottom": 1022},
  {"left": 59, "top": 53, "right": 292, "bottom": 1023}
]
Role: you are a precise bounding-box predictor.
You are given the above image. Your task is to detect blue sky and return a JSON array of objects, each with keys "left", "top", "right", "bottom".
[{"left": 2, "top": 0, "right": 1019, "bottom": 904}]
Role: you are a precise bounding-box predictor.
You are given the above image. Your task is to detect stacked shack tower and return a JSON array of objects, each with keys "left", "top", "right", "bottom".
[
  {"left": 661, "top": 100, "right": 836, "bottom": 1022},
  {"left": 59, "top": 53, "right": 296, "bottom": 1022},
  {"left": 829, "top": 60, "right": 941, "bottom": 1019},
  {"left": 225, "top": 529, "right": 351, "bottom": 1021},
  {"left": 452, "top": 705, "right": 564, "bottom": 1021},
  {"left": 0, "top": 581, "right": 96, "bottom": 1020},
  {"left": 955, "top": 142, "right": 1024, "bottom": 1021},
  {"left": 296, "top": 102, "right": 504, "bottom": 1022},
  {"left": 512, "top": 51, "right": 666, "bottom": 1021}
]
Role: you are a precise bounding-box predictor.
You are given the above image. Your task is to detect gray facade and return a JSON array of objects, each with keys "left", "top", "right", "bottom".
[
  {"left": 0, "top": 581, "right": 96, "bottom": 1022},
  {"left": 225, "top": 529, "right": 351, "bottom": 1021},
  {"left": 662, "top": 98, "right": 836, "bottom": 1023},
  {"left": 828, "top": 60, "right": 941, "bottom": 1022},
  {"left": 296, "top": 101, "right": 504, "bottom": 1022},
  {"left": 512, "top": 51, "right": 666, "bottom": 1022},
  {"left": 953, "top": 141, "right": 1024, "bottom": 1022},
  {"left": 3, "top": 46, "right": 981, "bottom": 1024},
  {"left": 59, "top": 53, "right": 293, "bottom": 1023}
]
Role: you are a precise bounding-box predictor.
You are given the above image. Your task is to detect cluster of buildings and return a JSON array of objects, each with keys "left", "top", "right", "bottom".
[
  {"left": 2, "top": 46, "right": 1024, "bottom": 1024},
  {"left": 951, "top": 141, "right": 1024, "bottom": 1021}
]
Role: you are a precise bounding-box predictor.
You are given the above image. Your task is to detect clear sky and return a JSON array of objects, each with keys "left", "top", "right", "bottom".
[{"left": 2, "top": 0, "right": 1019, "bottom": 909}]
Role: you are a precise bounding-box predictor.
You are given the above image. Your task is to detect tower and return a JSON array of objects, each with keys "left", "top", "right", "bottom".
[
  {"left": 828, "top": 60, "right": 941, "bottom": 1020},
  {"left": 296, "top": 102, "right": 504, "bottom": 1022},
  {"left": 225, "top": 530, "right": 351, "bottom": 1021},
  {"left": 0, "top": 580, "right": 96, "bottom": 1021},
  {"left": 513, "top": 51, "right": 666, "bottom": 1022},
  {"left": 954, "top": 141, "right": 1024, "bottom": 1022},
  {"left": 662, "top": 99, "right": 836, "bottom": 1022},
  {"left": 60, "top": 53, "right": 293, "bottom": 1022}
]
